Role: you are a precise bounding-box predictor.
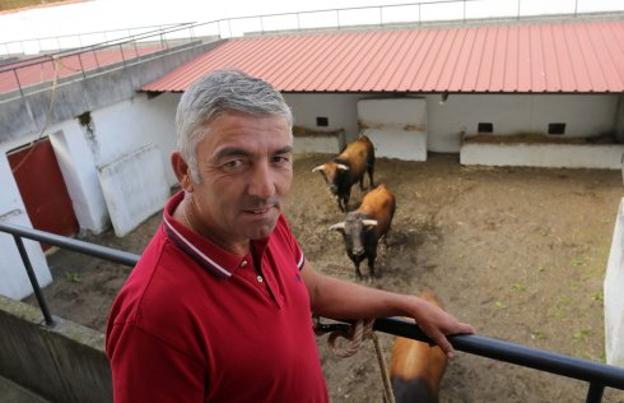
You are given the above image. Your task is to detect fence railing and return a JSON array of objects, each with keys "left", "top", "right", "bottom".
[
  {"left": 3, "top": 0, "right": 623, "bottom": 99},
  {"left": 0, "top": 221, "right": 623, "bottom": 402}
]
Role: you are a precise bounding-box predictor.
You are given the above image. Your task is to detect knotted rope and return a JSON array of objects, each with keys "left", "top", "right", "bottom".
[{"left": 315, "top": 318, "right": 396, "bottom": 403}]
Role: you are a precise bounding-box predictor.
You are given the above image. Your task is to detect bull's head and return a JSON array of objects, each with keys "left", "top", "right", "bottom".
[
  {"left": 312, "top": 162, "right": 349, "bottom": 195},
  {"left": 330, "top": 215, "right": 377, "bottom": 256}
]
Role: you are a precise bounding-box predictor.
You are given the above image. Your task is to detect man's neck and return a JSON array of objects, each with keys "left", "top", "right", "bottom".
[{"left": 173, "top": 195, "right": 250, "bottom": 256}]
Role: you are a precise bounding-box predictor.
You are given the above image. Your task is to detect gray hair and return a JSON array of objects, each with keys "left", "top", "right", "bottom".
[{"left": 175, "top": 69, "right": 293, "bottom": 183}]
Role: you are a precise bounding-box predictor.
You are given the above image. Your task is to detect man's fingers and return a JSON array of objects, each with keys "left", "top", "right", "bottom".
[
  {"left": 432, "top": 331, "right": 454, "bottom": 359},
  {"left": 454, "top": 322, "right": 476, "bottom": 335}
]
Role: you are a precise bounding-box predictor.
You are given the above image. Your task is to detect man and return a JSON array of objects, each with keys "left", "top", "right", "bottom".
[{"left": 106, "top": 69, "right": 474, "bottom": 402}]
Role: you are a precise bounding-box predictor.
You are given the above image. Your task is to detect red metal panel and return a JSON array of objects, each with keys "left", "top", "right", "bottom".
[
  {"left": 7, "top": 138, "right": 78, "bottom": 250},
  {"left": 141, "top": 19, "right": 624, "bottom": 94}
]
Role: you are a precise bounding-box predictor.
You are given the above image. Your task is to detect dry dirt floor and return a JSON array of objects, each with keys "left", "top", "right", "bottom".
[{"left": 28, "top": 153, "right": 624, "bottom": 402}]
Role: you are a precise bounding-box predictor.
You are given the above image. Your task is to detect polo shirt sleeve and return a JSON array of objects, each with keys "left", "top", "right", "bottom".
[
  {"left": 107, "top": 322, "right": 205, "bottom": 402},
  {"left": 277, "top": 214, "right": 305, "bottom": 270}
]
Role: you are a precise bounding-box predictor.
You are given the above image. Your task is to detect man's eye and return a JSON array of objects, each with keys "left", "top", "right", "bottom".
[
  {"left": 223, "top": 160, "right": 244, "bottom": 169},
  {"left": 272, "top": 155, "right": 292, "bottom": 165}
]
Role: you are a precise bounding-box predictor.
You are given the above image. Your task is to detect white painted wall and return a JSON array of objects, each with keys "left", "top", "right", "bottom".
[
  {"left": 0, "top": 153, "right": 52, "bottom": 300},
  {"left": 605, "top": 198, "right": 624, "bottom": 367},
  {"left": 48, "top": 125, "right": 108, "bottom": 234},
  {"left": 97, "top": 144, "right": 169, "bottom": 237},
  {"left": 293, "top": 136, "right": 344, "bottom": 154},
  {"left": 427, "top": 94, "right": 619, "bottom": 153},
  {"left": 616, "top": 95, "right": 624, "bottom": 143},
  {"left": 460, "top": 143, "right": 624, "bottom": 169},
  {"left": 358, "top": 98, "right": 428, "bottom": 161},
  {"left": 284, "top": 93, "right": 363, "bottom": 142},
  {"left": 88, "top": 93, "right": 180, "bottom": 187}
]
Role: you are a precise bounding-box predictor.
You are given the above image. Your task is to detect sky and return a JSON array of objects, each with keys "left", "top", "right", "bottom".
[{"left": 1, "top": 0, "right": 623, "bottom": 48}]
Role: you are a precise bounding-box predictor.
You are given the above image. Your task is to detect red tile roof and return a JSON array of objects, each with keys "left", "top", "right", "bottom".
[{"left": 143, "top": 19, "right": 624, "bottom": 94}]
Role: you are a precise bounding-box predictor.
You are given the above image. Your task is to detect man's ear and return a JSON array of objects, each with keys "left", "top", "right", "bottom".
[{"left": 171, "top": 151, "right": 193, "bottom": 192}]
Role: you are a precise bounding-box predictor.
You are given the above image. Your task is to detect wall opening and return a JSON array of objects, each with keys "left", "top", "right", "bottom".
[
  {"left": 478, "top": 122, "right": 493, "bottom": 133},
  {"left": 548, "top": 123, "right": 566, "bottom": 135},
  {"left": 316, "top": 117, "right": 329, "bottom": 127}
]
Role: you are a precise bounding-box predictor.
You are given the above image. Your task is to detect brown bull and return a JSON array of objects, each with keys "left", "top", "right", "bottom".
[
  {"left": 312, "top": 135, "right": 375, "bottom": 212},
  {"left": 329, "top": 183, "right": 395, "bottom": 278},
  {"left": 390, "top": 290, "right": 448, "bottom": 403}
]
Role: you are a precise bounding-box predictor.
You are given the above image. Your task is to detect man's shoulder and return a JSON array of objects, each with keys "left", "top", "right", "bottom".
[{"left": 108, "top": 226, "right": 201, "bottom": 326}]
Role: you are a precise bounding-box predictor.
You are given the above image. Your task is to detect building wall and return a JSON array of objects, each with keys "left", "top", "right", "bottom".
[
  {"left": 286, "top": 93, "right": 619, "bottom": 153},
  {"left": 0, "top": 151, "right": 52, "bottom": 300},
  {"left": 284, "top": 93, "right": 364, "bottom": 142},
  {"left": 426, "top": 93, "right": 620, "bottom": 152}
]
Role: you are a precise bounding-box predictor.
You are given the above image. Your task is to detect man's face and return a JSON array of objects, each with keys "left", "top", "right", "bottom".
[{"left": 188, "top": 112, "right": 293, "bottom": 249}]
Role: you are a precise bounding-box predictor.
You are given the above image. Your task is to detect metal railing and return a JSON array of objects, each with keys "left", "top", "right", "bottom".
[
  {"left": 3, "top": 0, "right": 623, "bottom": 99},
  {"left": 0, "top": 221, "right": 623, "bottom": 402},
  {"left": 0, "top": 22, "right": 192, "bottom": 57}
]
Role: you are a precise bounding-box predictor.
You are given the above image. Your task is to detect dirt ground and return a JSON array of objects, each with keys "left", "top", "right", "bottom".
[{"left": 29, "top": 153, "right": 624, "bottom": 402}]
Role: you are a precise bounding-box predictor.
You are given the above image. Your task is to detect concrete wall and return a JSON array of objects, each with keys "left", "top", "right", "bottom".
[
  {"left": 0, "top": 152, "right": 52, "bottom": 300},
  {"left": 0, "top": 295, "right": 111, "bottom": 403},
  {"left": 0, "top": 41, "right": 222, "bottom": 144},
  {"left": 427, "top": 93, "right": 619, "bottom": 152},
  {"left": 49, "top": 126, "right": 109, "bottom": 234},
  {"left": 33, "top": 92, "right": 178, "bottom": 237},
  {"left": 461, "top": 143, "right": 624, "bottom": 169},
  {"left": 358, "top": 98, "right": 428, "bottom": 161},
  {"left": 616, "top": 95, "right": 624, "bottom": 143},
  {"left": 97, "top": 143, "right": 169, "bottom": 237},
  {"left": 284, "top": 93, "right": 364, "bottom": 142},
  {"left": 605, "top": 198, "right": 624, "bottom": 367}
]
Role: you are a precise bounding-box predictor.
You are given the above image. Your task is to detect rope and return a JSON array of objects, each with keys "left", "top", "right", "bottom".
[
  {"left": 318, "top": 318, "right": 396, "bottom": 403},
  {"left": 10, "top": 57, "right": 61, "bottom": 175}
]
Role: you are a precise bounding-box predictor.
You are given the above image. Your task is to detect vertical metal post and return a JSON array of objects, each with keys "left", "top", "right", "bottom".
[
  {"left": 574, "top": 0, "right": 579, "bottom": 16},
  {"left": 517, "top": 0, "right": 521, "bottom": 19},
  {"left": 463, "top": 0, "right": 467, "bottom": 22},
  {"left": 93, "top": 48, "right": 100, "bottom": 68},
  {"left": 586, "top": 383, "right": 605, "bottom": 403},
  {"left": 228, "top": 19, "right": 232, "bottom": 38},
  {"left": 379, "top": 7, "right": 383, "bottom": 26},
  {"left": 120, "top": 43, "right": 126, "bottom": 67},
  {"left": 336, "top": 9, "right": 340, "bottom": 29},
  {"left": 418, "top": 4, "right": 421, "bottom": 24},
  {"left": 133, "top": 38, "right": 140, "bottom": 60},
  {"left": 77, "top": 53, "right": 86, "bottom": 78},
  {"left": 296, "top": 13, "right": 301, "bottom": 31},
  {"left": 13, "top": 235, "right": 55, "bottom": 327},
  {"left": 260, "top": 16, "right": 264, "bottom": 34},
  {"left": 13, "top": 69, "right": 24, "bottom": 97}
]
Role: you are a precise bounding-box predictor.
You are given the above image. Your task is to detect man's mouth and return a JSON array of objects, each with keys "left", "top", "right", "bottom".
[{"left": 242, "top": 206, "right": 274, "bottom": 216}]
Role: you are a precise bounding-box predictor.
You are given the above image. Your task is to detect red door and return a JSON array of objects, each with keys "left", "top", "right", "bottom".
[{"left": 7, "top": 137, "right": 79, "bottom": 250}]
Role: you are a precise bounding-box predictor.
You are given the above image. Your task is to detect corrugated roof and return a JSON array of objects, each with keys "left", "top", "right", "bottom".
[{"left": 143, "top": 20, "right": 624, "bottom": 93}]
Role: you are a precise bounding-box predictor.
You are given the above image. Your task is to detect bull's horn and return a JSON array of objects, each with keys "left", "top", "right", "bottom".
[
  {"left": 329, "top": 222, "right": 346, "bottom": 231},
  {"left": 336, "top": 164, "right": 349, "bottom": 171},
  {"left": 312, "top": 164, "right": 325, "bottom": 173},
  {"left": 362, "top": 219, "right": 378, "bottom": 227}
]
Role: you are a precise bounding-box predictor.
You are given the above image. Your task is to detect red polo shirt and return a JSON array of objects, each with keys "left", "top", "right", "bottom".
[{"left": 106, "top": 191, "right": 328, "bottom": 402}]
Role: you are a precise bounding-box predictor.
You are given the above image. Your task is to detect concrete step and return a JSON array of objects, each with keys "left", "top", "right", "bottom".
[{"left": 0, "top": 376, "right": 50, "bottom": 403}]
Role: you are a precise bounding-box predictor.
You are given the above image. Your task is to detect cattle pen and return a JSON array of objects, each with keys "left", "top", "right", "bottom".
[{"left": 1, "top": 221, "right": 623, "bottom": 403}]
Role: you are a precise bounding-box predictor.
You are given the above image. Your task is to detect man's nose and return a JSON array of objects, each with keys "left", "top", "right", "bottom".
[{"left": 248, "top": 162, "right": 276, "bottom": 199}]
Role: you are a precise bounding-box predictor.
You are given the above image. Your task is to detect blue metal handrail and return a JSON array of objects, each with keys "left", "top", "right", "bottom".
[{"left": 0, "top": 221, "right": 623, "bottom": 402}]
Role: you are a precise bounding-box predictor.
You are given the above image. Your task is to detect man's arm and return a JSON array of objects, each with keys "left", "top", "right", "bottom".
[{"left": 301, "top": 260, "right": 474, "bottom": 358}]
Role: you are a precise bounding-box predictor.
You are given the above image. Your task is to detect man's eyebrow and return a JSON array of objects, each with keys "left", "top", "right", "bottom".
[
  {"left": 214, "top": 147, "right": 251, "bottom": 160},
  {"left": 274, "top": 146, "right": 294, "bottom": 154}
]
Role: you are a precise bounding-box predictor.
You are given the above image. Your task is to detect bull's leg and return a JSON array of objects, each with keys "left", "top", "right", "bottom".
[
  {"left": 353, "top": 260, "right": 363, "bottom": 279},
  {"left": 343, "top": 192, "right": 351, "bottom": 212},
  {"left": 368, "top": 252, "right": 378, "bottom": 278},
  {"left": 337, "top": 198, "right": 345, "bottom": 212},
  {"left": 368, "top": 164, "right": 375, "bottom": 188}
]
